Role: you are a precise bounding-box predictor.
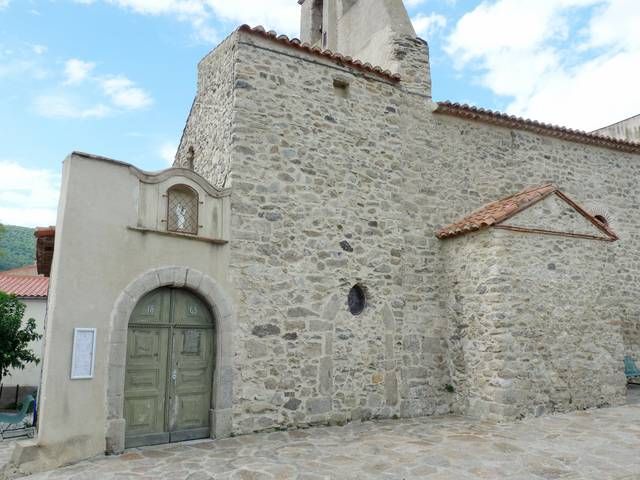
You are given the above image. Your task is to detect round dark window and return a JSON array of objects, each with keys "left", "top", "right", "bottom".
[
  {"left": 348, "top": 284, "right": 366, "bottom": 316},
  {"left": 594, "top": 214, "right": 608, "bottom": 225}
]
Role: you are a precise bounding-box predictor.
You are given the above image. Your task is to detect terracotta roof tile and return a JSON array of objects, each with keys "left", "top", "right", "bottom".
[
  {"left": 434, "top": 102, "right": 640, "bottom": 155},
  {"left": 237, "top": 25, "right": 401, "bottom": 83},
  {"left": 437, "top": 184, "right": 557, "bottom": 239},
  {"left": 437, "top": 184, "right": 619, "bottom": 241},
  {"left": 0, "top": 274, "right": 48, "bottom": 297}
]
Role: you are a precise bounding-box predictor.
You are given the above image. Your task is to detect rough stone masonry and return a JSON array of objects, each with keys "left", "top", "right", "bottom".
[{"left": 174, "top": 0, "right": 639, "bottom": 434}]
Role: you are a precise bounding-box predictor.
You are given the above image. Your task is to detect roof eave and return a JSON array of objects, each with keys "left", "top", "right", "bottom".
[{"left": 434, "top": 102, "right": 640, "bottom": 155}]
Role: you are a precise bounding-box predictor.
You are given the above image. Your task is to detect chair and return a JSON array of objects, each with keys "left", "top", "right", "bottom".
[
  {"left": 624, "top": 356, "right": 640, "bottom": 384},
  {"left": 0, "top": 395, "right": 35, "bottom": 440}
]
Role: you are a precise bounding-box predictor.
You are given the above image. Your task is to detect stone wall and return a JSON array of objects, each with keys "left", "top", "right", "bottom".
[
  {"left": 179, "top": 30, "right": 454, "bottom": 435},
  {"left": 176, "top": 34, "right": 237, "bottom": 189},
  {"left": 225, "top": 33, "right": 452, "bottom": 433},
  {"left": 177, "top": 28, "right": 640, "bottom": 434}
]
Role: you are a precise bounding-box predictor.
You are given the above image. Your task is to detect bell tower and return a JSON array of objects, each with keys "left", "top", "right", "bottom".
[
  {"left": 299, "top": 0, "right": 324, "bottom": 48},
  {"left": 298, "top": 0, "right": 431, "bottom": 97}
]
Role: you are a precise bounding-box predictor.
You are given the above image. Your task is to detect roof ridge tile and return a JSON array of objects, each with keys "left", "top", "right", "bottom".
[{"left": 237, "top": 25, "right": 400, "bottom": 83}]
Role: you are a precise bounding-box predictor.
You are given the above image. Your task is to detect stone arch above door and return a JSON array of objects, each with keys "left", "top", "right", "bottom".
[{"left": 105, "top": 266, "right": 234, "bottom": 454}]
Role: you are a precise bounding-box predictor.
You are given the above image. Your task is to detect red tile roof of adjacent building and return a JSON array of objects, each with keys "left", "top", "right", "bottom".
[
  {"left": 436, "top": 184, "right": 618, "bottom": 241},
  {"left": 0, "top": 274, "right": 48, "bottom": 297},
  {"left": 237, "top": 25, "right": 401, "bottom": 83},
  {"left": 434, "top": 102, "right": 640, "bottom": 155}
]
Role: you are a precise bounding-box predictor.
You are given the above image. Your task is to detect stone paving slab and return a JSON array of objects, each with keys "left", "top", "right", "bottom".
[
  {"left": 12, "top": 398, "right": 640, "bottom": 480},
  {"left": 0, "top": 441, "right": 14, "bottom": 472}
]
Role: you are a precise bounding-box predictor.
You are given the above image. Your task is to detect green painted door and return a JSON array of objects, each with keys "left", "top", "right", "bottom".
[{"left": 124, "top": 288, "right": 214, "bottom": 448}]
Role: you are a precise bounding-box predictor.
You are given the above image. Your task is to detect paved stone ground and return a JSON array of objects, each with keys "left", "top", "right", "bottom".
[
  {"left": 1, "top": 387, "right": 639, "bottom": 480},
  {"left": 0, "top": 441, "right": 13, "bottom": 473}
]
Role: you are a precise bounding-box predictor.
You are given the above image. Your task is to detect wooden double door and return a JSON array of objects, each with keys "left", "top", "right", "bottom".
[{"left": 124, "top": 288, "right": 215, "bottom": 448}]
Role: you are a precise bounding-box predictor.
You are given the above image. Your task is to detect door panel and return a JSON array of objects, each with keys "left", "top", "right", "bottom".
[
  {"left": 124, "top": 326, "right": 169, "bottom": 445},
  {"left": 130, "top": 288, "right": 171, "bottom": 324},
  {"left": 169, "top": 327, "right": 214, "bottom": 437},
  {"left": 173, "top": 290, "right": 212, "bottom": 326}
]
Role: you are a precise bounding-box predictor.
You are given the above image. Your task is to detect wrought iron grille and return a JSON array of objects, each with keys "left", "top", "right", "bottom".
[{"left": 167, "top": 185, "right": 198, "bottom": 235}]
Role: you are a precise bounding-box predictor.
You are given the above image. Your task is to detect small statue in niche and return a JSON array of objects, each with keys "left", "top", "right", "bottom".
[
  {"left": 176, "top": 203, "right": 187, "bottom": 231},
  {"left": 186, "top": 146, "right": 195, "bottom": 170}
]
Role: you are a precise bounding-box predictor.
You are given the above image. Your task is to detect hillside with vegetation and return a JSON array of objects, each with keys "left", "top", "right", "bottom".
[{"left": 0, "top": 225, "right": 36, "bottom": 272}]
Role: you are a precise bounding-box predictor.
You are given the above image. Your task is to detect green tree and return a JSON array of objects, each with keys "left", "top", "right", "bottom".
[
  {"left": 0, "top": 292, "right": 42, "bottom": 385},
  {"left": 0, "top": 225, "right": 36, "bottom": 271}
]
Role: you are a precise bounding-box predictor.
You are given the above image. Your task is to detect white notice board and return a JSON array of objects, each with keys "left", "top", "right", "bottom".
[{"left": 71, "top": 328, "right": 96, "bottom": 379}]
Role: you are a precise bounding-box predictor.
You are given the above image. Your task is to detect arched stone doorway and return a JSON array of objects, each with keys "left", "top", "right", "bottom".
[
  {"left": 124, "top": 287, "right": 215, "bottom": 448},
  {"left": 105, "top": 267, "right": 234, "bottom": 455}
]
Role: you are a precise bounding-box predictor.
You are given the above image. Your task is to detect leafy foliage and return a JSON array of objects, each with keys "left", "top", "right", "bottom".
[
  {"left": 0, "top": 225, "right": 36, "bottom": 272},
  {"left": 0, "top": 292, "right": 42, "bottom": 384}
]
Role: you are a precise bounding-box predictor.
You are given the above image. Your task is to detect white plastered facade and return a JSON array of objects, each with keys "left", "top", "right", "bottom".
[{"left": 7, "top": 153, "right": 235, "bottom": 477}]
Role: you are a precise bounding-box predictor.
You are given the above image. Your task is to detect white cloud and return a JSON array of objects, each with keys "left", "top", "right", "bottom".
[
  {"left": 34, "top": 94, "right": 111, "bottom": 119},
  {"left": 32, "top": 44, "right": 47, "bottom": 55},
  {"left": 160, "top": 142, "right": 178, "bottom": 166},
  {"left": 74, "top": 0, "right": 301, "bottom": 41},
  {"left": 412, "top": 13, "right": 447, "bottom": 38},
  {"left": 76, "top": 0, "right": 217, "bottom": 41},
  {"left": 206, "top": 0, "right": 299, "bottom": 35},
  {"left": 32, "top": 60, "right": 152, "bottom": 119},
  {"left": 0, "top": 46, "right": 49, "bottom": 80},
  {"left": 100, "top": 75, "right": 153, "bottom": 110},
  {"left": 0, "top": 0, "right": 9, "bottom": 10},
  {"left": 445, "top": 0, "right": 640, "bottom": 131},
  {"left": 509, "top": 50, "right": 640, "bottom": 131},
  {"left": 447, "top": 0, "right": 596, "bottom": 66},
  {"left": 404, "top": 0, "right": 427, "bottom": 7},
  {"left": 0, "top": 161, "right": 60, "bottom": 228},
  {"left": 0, "top": 59, "right": 48, "bottom": 80},
  {"left": 585, "top": 0, "right": 640, "bottom": 50},
  {"left": 105, "top": 0, "right": 205, "bottom": 16},
  {"left": 63, "top": 58, "right": 96, "bottom": 85}
]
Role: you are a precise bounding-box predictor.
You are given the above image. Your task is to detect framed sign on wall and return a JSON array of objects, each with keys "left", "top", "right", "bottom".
[{"left": 71, "top": 328, "right": 97, "bottom": 379}]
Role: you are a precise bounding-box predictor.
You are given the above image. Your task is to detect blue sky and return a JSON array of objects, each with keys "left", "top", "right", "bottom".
[{"left": 1, "top": 0, "right": 639, "bottom": 227}]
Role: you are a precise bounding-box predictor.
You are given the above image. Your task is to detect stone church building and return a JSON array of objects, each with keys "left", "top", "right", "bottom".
[{"left": 7, "top": 0, "right": 640, "bottom": 476}]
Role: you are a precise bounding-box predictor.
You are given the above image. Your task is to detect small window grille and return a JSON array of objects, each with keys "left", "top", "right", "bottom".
[{"left": 167, "top": 185, "right": 199, "bottom": 235}]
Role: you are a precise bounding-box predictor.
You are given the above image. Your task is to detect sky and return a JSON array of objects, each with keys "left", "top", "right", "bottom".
[{"left": 1, "top": 0, "right": 639, "bottom": 228}]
